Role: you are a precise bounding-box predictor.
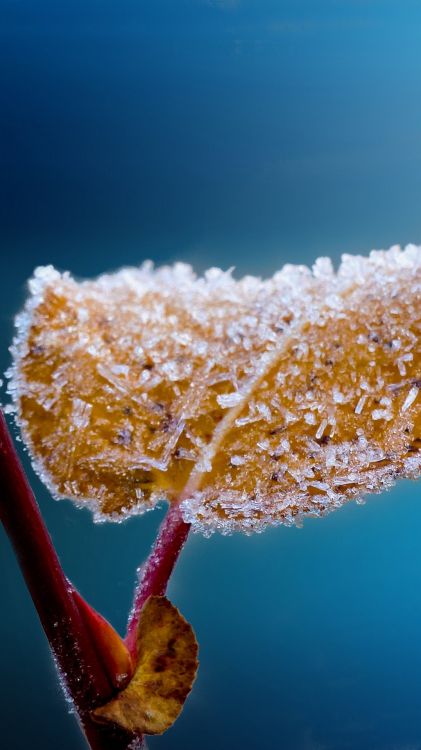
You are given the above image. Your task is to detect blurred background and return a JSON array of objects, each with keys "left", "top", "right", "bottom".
[{"left": 1, "top": 2, "right": 421, "bottom": 748}]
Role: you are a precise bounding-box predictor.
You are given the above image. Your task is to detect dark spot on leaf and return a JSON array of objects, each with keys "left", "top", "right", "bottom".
[
  {"left": 269, "top": 426, "right": 285, "bottom": 436},
  {"left": 114, "top": 428, "right": 132, "bottom": 446},
  {"left": 316, "top": 435, "right": 331, "bottom": 445},
  {"left": 30, "top": 344, "right": 45, "bottom": 356}
]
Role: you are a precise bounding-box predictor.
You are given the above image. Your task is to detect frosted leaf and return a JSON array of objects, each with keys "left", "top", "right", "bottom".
[
  {"left": 8, "top": 259, "right": 314, "bottom": 518},
  {"left": 179, "top": 245, "right": 421, "bottom": 532},
  {"left": 6, "top": 244, "right": 421, "bottom": 532}
]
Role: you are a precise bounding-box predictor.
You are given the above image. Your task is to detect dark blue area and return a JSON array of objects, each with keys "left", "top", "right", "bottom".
[{"left": 1, "top": 2, "right": 421, "bottom": 748}]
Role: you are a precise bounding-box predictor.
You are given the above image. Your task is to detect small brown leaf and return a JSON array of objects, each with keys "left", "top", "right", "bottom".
[{"left": 92, "top": 596, "right": 198, "bottom": 735}]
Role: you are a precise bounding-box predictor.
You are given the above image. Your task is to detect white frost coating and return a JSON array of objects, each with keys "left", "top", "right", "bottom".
[
  {"left": 315, "top": 419, "right": 328, "bottom": 440},
  {"left": 402, "top": 386, "right": 419, "bottom": 412},
  {"left": 371, "top": 409, "right": 393, "bottom": 421},
  {"left": 355, "top": 395, "right": 367, "bottom": 414},
  {"left": 71, "top": 398, "right": 92, "bottom": 430},
  {"left": 231, "top": 455, "right": 246, "bottom": 466},
  {"left": 217, "top": 391, "right": 243, "bottom": 408}
]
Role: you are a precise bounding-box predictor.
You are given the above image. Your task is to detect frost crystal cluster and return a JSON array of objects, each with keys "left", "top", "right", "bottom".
[{"left": 6, "top": 245, "right": 421, "bottom": 533}]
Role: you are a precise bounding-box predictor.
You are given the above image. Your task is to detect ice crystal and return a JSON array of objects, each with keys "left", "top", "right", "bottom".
[{"left": 6, "top": 245, "right": 421, "bottom": 533}]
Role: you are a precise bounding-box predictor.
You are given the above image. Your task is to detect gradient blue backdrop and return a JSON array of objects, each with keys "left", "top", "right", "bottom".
[{"left": 1, "top": 2, "right": 421, "bottom": 748}]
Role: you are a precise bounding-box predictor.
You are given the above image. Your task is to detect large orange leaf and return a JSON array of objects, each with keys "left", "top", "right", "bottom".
[{"left": 7, "top": 245, "right": 421, "bottom": 532}]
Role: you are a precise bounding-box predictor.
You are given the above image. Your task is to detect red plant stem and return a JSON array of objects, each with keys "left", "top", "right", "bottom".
[
  {"left": 0, "top": 411, "right": 140, "bottom": 750},
  {"left": 125, "top": 502, "right": 191, "bottom": 656}
]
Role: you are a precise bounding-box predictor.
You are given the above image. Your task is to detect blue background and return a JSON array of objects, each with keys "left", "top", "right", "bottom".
[{"left": 1, "top": 2, "right": 421, "bottom": 748}]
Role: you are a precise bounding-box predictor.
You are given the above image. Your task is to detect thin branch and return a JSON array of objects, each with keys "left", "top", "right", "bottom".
[
  {"left": 125, "top": 503, "right": 191, "bottom": 656},
  {"left": 0, "top": 411, "right": 140, "bottom": 750}
]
